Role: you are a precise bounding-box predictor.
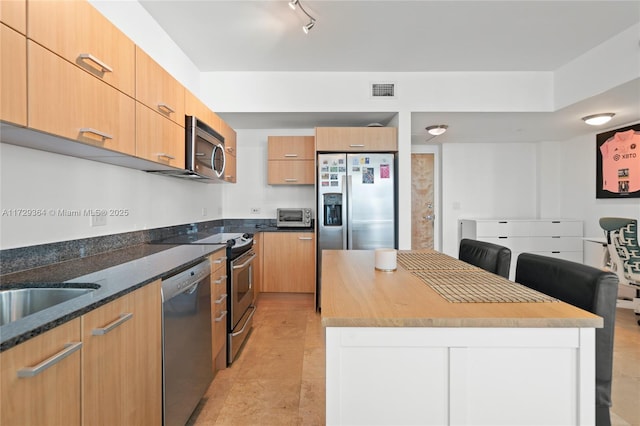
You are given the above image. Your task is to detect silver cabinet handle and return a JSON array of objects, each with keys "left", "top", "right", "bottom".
[
  {"left": 157, "top": 103, "right": 175, "bottom": 114},
  {"left": 214, "top": 275, "right": 228, "bottom": 285},
  {"left": 214, "top": 293, "right": 227, "bottom": 304},
  {"left": 284, "top": 178, "right": 298, "bottom": 182},
  {"left": 78, "top": 53, "right": 113, "bottom": 73},
  {"left": 284, "top": 154, "right": 298, "bottom": 157},
  {"left": 17, "top": 342, "right": 82, "bottom": 378},
  {"left": 213, "top": 256, "right": 227, "bottom": 264},
  {"left": 226, "top": 147, "right": 234, "bottom": 153},
  {"left": 214, "top": 310, "right": 227, "bottom": 322},
  {"left": 299, "top": 237, "right": 313, "bottom": 240},
  {"left": 91, "top": 313, "right": 133, "bottom": 336},
  {"left": 80, "top": 128, "right": 113, "bottom": 140},
  {"left": 349, "top": 144, "right": 365, "bottom": 147},
  {"left": 225, "top": 175, "right": 234, "bottom": 179},
  {"left": 157, "top": 153, "right": 175, "bottom": 160}
]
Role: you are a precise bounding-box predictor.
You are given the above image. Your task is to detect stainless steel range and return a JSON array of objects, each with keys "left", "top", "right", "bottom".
[{"left": 223, "top": 233, "right": 256, "bottom": 365}]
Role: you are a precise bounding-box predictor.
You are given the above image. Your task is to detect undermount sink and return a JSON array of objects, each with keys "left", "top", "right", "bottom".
[{"left": 0, "top": 285, "right": 98, "bottom": 327}]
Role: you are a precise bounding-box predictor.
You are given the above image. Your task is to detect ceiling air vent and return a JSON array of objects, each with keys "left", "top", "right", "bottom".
[{"left": 371, "top": 82, "right": 396, "bottom": 98}]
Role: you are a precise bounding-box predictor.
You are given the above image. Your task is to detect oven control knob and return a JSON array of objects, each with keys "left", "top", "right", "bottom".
[{"left": 242, "top": 233, "right": 253, "bottom": 239}]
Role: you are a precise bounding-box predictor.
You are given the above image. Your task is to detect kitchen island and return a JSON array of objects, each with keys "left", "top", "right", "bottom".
[{"left": 321, "top": 249, "right": 602, "bottom": 426}]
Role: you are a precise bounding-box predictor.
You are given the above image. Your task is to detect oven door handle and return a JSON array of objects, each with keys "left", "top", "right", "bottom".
[
  {"left": 232, "top": 253, "right": 256, "bottom": 270},
  {"left": 231, "top": 306, "right": 256, "bottom": 337}
]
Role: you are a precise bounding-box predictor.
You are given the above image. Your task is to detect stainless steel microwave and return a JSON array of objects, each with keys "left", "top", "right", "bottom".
[
  {"left": 277, "top": 208, "right": 313, "bottom": 228},
  {"left": 147, "top": 116, "right": 225, "bottom": 182}
]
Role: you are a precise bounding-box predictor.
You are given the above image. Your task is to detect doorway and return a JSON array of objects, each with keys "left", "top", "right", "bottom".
[{"left": 411, "top": 153, "right": 435, "bottom": 250}]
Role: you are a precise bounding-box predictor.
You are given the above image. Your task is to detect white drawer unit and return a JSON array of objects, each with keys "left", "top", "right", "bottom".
[{"left": 460, "top": 219, "right": 584, "bottom": 280}]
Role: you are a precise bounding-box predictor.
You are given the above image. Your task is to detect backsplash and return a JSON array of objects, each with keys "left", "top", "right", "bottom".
[{"left": 0, "top": 218, "right": 279, "bottom": 276}]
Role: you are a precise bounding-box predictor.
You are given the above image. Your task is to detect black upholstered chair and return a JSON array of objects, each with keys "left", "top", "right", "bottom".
[
  {"left": 458, "top": 238, "right": 511, "bottom": 278},
  {"left": 515, "top": 253, "right": 619, "bottom": 426}
]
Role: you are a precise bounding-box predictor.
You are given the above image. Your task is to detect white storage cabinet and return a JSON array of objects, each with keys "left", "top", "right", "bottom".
[{"left": 459, "top": 219, "right": 584, "bottom": 279}]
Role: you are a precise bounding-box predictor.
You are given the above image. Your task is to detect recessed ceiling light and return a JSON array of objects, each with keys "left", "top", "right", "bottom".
[
  {"left": 426, "top": 125, "right": 448, "bottom": 136},
  {"left": 581, "top": 113, "right": 615, "bottom": 126}
]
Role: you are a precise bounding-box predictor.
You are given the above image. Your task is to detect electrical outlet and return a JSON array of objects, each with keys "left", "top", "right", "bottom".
[
  {"left": 90, "top": 214, "right": 106, "bottom": 227},
  {"left": 250, "top": 207, "right": 260, "bottom": 214}
]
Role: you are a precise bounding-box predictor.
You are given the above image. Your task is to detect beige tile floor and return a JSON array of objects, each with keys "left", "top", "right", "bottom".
[{"left": 189, "top": 294, "right": 639, "bottom": 426}]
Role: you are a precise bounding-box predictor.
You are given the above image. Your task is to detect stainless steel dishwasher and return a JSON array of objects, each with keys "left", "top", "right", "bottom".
[{"left": 161, "top": 259, "right": 213, "bottom": 426}]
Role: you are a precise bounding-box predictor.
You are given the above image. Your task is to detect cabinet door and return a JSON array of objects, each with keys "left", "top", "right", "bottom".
[
  {"left": 82, "top": 282, "right": 162, "bottom": 426},
  {"left": 185, "top": 90, "right": 220, "bottom": 130},
  {"left": 28, "top": 0, "right": 135, "bottom": 96},
  {"left": 219, "top": 120, "right": 237, "bottom": 183},
  {"left": 135, "top": 102, "right": 186, "bottom": 168},
  {"left": 1, "top": 24, "right": 26, "bottom": 126},
  {"left": 268, "top": 160, "right": 315, "bottom": 185},
  {"left": 268, "top": 136, "right": 315, "bottom": 160},
  {"left": 0, "top": 319, "right": 81, "bottom": 426},
  {"left": 135, "top": 47, "right": 185, "bottom": 125},
  {"left": 0, "top": 0, "right": 25, "bottom": 34},
  {"left": 28, "top": 41, "right": 135, "bottom": 155},
  {"left": 253, "top": 233, "right": 263, "bottom": 296},
  {"left": 315, "top": 127, "right": 397, "bottom": 152},
  {"left": 263, "top": 232, "right": 316, "bottom": 293},
  {"left": 224, "top": 151, "right": 237, "bottom": 183}
]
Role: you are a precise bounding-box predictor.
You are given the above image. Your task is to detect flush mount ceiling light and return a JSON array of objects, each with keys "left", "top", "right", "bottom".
[
  {"left": 581, "top": 113, "right": 615, "bottom": 126},
  {"left": 426, "top": 125, "right": 448, "bottom": 136},
  {"left": 289, "top": 0, "right": 316, "bottom": 34}
]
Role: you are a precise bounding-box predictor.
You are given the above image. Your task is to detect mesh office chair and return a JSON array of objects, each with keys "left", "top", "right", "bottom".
[{"left": 599, "top": 217, "right": 640, "bottom": 325}]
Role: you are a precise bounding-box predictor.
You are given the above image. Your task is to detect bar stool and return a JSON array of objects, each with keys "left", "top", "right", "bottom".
[{"left": 458, "top": 238, "right": 511, "bottom": 278}]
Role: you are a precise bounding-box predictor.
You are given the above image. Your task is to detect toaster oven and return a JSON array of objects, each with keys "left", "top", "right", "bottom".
[{"left": 277, "top": 208, "right": 313, "bottom": 228}]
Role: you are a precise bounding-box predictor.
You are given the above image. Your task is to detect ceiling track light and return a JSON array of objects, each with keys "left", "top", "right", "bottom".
[
  {"left": 289, "top": 0, "right": 316, "bottom": 33},
  {"left": 581, "top": 113, "right": 615, "bottom": 126},
  {"left": 426, "top": 125, "right": 448, "bottom": 136}
]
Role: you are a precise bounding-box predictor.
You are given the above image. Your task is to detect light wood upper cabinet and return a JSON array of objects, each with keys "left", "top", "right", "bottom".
[
  {"left": 268, "top": 136, "right": 315, "bottom": 160},
  {"left": 135, "top": 102, "right": 185, "bottom": 168},
  {"left": 28, "top": 41, "right": 135, "bottom": 155},
  {"left": 82, "top": 281, "right": 162, "bottom": 426},
  {"left": 135, "top": 47, "right": 185, "bottom": 126},
  {"left": 0, "top": 319, "right": 82, "bottom": 426},
  {"left": 315, "top": 127, "right": 397, "bottom": 152},
  {"left": 219, "top": 119, "right": 237, "bottom": 183},
  {"left": 1, "top": 24, "right": 27, "bottom": 126},
  {"left": 0, "top": 0, "right": 25, "bottom": 34},
  {"left": 185, "top": 90, "right": 221, "bottom": 130},
  {"left": 267, "top": 136, "right": 315, "bottom": 185},
  {"left": 262, "top": 232, "right": 316, "bottom": 293},
  {"left": 28, "top": 0, "right": 135, "bottom": 96}
]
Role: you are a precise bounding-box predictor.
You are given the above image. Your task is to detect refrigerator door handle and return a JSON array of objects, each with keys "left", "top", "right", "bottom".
[{"left": 346, "top": 174, "right": 353, "bottom": 249}]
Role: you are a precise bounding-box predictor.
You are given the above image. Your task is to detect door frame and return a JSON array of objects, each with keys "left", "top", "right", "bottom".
[{"left": 410, "top": 145, "right": 441, "bottom": 251}]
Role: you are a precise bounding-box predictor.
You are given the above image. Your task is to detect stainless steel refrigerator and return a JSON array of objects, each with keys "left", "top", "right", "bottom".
[{"left": 316, "top": 152, "right": 397, "bottom": 308}]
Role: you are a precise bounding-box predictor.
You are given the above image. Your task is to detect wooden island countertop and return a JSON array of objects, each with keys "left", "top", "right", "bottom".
[{"left": 320, "top": 249, "right": 602, "bottom": 328}]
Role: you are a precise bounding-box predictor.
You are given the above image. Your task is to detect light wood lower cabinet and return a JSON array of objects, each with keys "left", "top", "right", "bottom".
[
  {"left": 81, "top": 281, "right": 162, "bottom": 426},
  {"left": 28, "top": 41, "right": 135, "bottom": 155},
  {"left": 1, "top": 24, "right": 27, "bottom": 126},
  {"left": 262, "top": 232, "right": 316, "bottom": 293},
  {"left": 0, "top": 319, "right": 82, "bottom": 426},
  {"left": 253, "top": 233, "right": 263, "bottom": 297},
  {"left": 0, "top": 0, "right": 25, "bottom": 34},
  {"left": 210, "top": 249, "right": 228, "bottom": 372},
  {"left": 135, "top": 102, "right": 186, "bottom": 168}
]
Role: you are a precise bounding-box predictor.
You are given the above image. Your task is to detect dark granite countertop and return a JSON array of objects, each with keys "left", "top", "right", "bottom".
[{"left": 0, "top": 243, "right": 226, "bottom": 351}]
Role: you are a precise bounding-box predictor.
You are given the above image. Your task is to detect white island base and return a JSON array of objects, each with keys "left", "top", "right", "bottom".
[{"left": 326, "top": 326, "right": 595, "bottom": 426}]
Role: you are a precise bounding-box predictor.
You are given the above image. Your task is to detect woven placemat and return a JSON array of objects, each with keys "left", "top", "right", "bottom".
[
  {"left": 397, "top": 251, "right": 478, "bottom": 271},
  {"left": 411, "top": 270, "right": 558, "bottom": 303}
]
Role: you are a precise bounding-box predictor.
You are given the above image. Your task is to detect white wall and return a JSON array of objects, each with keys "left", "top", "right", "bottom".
[
  {"left": 441, "top": 142, "right": 539, "bottom": 256},
  {"left": 222, "top": 129, "right": 315, "bottom": 219},
  {"left": 0, "top": 144, "right": 224, "bottom": 249}
]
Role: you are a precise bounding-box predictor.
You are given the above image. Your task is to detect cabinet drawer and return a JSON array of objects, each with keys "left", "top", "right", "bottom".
[
  {"left": 211, "top": 249, "right": 227, "bottom": 272},
  {"left": 135, "top": 102, "right": 185, "bottom": 168},
  {"left": 529, "top": 221, "right": 582, "bottom": 236},
  {"left": 28, "top": 41, "right": 135, "bottom": 155},
  {"left": 211, "top": 266, "right": 228, "bottom": 356},
  {"left": 475, "top": 221, "right": 532, "bottom": 237},
  {"left": 28, "top": 0, "right": 135, "bottom": 96},
  {"left": 135, "top": 47, "right": 184, "bottom": 125},
  {"left": 483, "top": 236, "right": 582, "bottom": 252},
  {"left": 268, "top": 160, "right": 315, "bottom": 185},
  {"left": 1, "top": 24, "right": 26, "bottom": 126},
  {"left": 268, "top": 136, "right": 315, "bottom": 160}
]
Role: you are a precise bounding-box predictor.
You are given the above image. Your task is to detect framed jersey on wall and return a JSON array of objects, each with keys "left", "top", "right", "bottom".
[{"left": 596, "top": 123, "right": 640, "bottom": 199}]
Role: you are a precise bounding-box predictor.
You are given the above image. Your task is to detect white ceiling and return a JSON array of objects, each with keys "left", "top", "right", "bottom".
[{"left": 138, "top": 0, "right": 640, "bottom": 142}]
